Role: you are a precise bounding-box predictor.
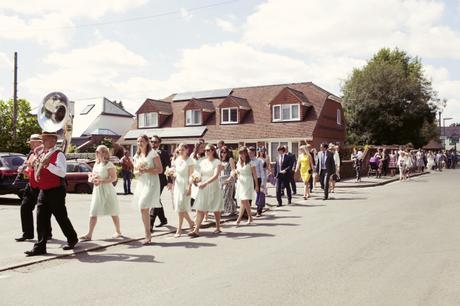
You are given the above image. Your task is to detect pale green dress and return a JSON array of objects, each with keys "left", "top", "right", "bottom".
[
  {"left": 89, "top": 161, "right": 120, "bottom": 217},
  {"left": 173, "top": 157, "right": 194, "bottom": 212}
]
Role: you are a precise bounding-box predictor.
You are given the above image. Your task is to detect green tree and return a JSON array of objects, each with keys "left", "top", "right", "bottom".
[
  {"left": 342, "top": 48, "right": 439, "bottom": 147},
  {"left": 0, "top": 99, "right": 41, "bottom": 153}
]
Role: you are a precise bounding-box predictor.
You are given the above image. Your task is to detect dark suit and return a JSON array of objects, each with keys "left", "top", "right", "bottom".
[
  {"left": 150, "top": 147, "right": 171, "bottom": 228},
  {"left": 288, "top": 152, "right": 297, "bottom": 194},
  {"left": 274, "top": 153, "right": 293, "bottom": 205},
  {"left": 317, "top": 150, "right": 336, "bottom": 200}
]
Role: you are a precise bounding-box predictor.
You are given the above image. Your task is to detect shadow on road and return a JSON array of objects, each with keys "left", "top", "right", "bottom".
[
  {"left": 153, "top": 241, "right": 217, "bottom": 248},
  {"left": 71, "top": 251, "right": 158, "bottom": 264},
  {"left": 220, "top": 231, "right": 275, "bottom": 239}
]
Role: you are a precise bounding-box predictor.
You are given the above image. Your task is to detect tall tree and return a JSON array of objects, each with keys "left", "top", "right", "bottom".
[
  {"left": 0, "top": 99, "right": 41, "bottom": 154},
  {"left": 342, "top": 48, "right": 439, "bottom": 147}
]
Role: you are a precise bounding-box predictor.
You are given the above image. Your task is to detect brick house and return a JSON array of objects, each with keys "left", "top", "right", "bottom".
[{"left": 120, "top": 82, "right": 345, "bottom": 161}]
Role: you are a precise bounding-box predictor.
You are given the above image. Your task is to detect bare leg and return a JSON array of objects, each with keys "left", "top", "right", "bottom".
[
  {"left": 184, "top": 212, "right": 194, "bottom": 228},
  {"left": 243, "top": 201, "right": 253, "bottom": 224},
  {"left": 111, "top": 216, "right": 122, "bottom": 237},
  {"left": 235, "top": 202, "right": 245, "bottom": 226},
  {"left": 80, "top": 216, "right": 97, "bottom": 240},
  {"left": 141, "top": 209, "right": 151, "bottom": 244},
  {"left": 192, "top": 211, "right": 205, "bottom": 235},
  {"left": 213, "top": 212, "right": 221, "bottom": 232},
  {"left": 176, "top": 212, "right": 184, "bottom": 237}
]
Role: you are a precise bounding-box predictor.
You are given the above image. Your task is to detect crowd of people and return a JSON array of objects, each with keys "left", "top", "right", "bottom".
[
  {"left": 351, "top": 147, "right": 458, "bottom": 182},
  {"left": 18, "top": 131, "right": 455, "bottom": 256}
]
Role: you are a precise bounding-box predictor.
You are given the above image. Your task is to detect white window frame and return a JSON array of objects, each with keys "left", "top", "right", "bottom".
[
  {"left": 337, "top": 109, "right": 342, "bottom": 125},
  {"left": 272, "top": 103, "right": 300, "bottom": 122},
  {"left": 186, "top": 109, "right": 202, "bottom": 126},
  {"left": 138, "top": 112, "right": 158, "bottom": 128},
  {"left": 221, "top": 107, "right": 239, "bottom": 124}
]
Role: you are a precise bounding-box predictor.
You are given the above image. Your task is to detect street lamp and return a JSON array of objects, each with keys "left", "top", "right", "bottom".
[{"left": 443, "top": 117, "right": 453, "bottom": 149}]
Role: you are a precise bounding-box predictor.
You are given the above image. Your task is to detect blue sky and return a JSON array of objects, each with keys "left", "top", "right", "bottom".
[{"left": 1, "top": 0, "right": 459, "bottom": 124}]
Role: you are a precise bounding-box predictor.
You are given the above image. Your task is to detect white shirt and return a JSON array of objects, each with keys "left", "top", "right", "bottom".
[
  {"left": 45, "top": 151, "right": 66, "bottom": 178},
  {"left": 251, "top": 157, "right": 265, "bottom": 181}
]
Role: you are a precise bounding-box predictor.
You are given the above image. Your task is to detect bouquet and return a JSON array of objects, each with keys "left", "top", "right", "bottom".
[
  {"left": 134, "top": 160, "right": 148, "bottom": 175},
  {"left": 164, "top": 166, "right": 176, "bottom": 177},
  {"left": 230, "top": 169, "right": 240, "bottom": 178},
  {"left": 191, "top": 171, "right": 201, "bottom": 186}
]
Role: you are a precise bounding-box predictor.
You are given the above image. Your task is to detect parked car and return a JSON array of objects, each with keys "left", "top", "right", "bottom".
[
  {"left": 0, "top": 153, "right": 27, "bottom": 199},
  {"left": 66, "top": 160, "right": 94, "bottom": 194}
]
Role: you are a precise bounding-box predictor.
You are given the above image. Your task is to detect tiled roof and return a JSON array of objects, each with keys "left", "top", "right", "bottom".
[
  {"left": 184, "top": 98, "right": 215, "bottom": 112},
  {"left": 159, "top": 82, "right": 337, "bottom": 141},
  {"left": 137, "top": 99, "right": 172, "bottom": 115}
]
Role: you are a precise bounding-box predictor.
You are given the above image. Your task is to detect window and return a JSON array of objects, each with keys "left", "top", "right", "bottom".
[
  {"left": 138, "top": 112, "right": 158, "bottom": 128},
  {"left": 186, "top": 109, "right": 202, "bottom": 126},
  {"left": 270, "top": 141, "right": 288, "bottom": 162},
  {"left": 272, "top": 104, "right": 300, "bottom": 122},
  {"left": 80, "top": 104, "right": 95, "bottom": 115},
  {"left": 337, "top": 109, "right": 342, "bottom": 125},
  {"left": 221, "top": 108, "right": 238, "bottom": 124}
]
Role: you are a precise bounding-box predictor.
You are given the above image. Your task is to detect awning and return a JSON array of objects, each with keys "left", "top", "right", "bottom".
[{"left": 124, "top": 126, "right": 207, "bottom": 140}]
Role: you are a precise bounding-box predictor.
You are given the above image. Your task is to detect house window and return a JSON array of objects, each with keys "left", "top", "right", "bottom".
[
  {"left": 138, "top": 112, "right": 158, "bottom": 128},
  {"left": 337, "top": 109, "right": 342, "bottom": 125},
  {"left": 186, "top": 109, "right": 202, "bottom": 126},
  {"left": 80, "top": 104, "right": 95, "bottom": 115},
  {"left": 270, "top": 141, "right": 288, "bottom": 162},
  {"left": 221, "top": 108, "right": 238, "bottom": 124},
  {"left": 272, "top": 104, "right": 300, "bottom": 122}
]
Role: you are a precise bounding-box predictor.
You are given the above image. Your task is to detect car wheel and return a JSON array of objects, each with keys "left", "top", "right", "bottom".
[{"left": 75, "top": 184, "right": 92, "bottom": 194}]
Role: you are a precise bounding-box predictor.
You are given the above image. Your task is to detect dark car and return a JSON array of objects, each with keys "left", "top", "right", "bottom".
[
  {"left": 66, "top": 161, "right": 94, "bottom": 194},
  {"left": 0, "top": 153, "right": 27, "bottom": 199}
]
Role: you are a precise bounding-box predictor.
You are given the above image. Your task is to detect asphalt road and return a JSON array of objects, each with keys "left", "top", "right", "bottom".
[{"left": 1, "top": 170, "right": 460, "bottom": 305}]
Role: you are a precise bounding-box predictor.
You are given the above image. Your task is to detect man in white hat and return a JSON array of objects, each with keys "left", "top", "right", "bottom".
[{"left": 15, "top": 134, "right": 52, "bottom": 242}]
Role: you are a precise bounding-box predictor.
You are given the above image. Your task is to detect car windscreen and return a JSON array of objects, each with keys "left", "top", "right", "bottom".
[{"left": 0, "top": 155, "right": 25, "bottom": 169}]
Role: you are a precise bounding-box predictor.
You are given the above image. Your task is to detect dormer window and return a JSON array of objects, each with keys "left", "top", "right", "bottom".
[
  {"left": 138, "top": 112, "right": 158, "bottom": 128},
  {"left": 221, "top": 107, "right": 238, "bottom": 124},
  {"left": 186, "top": 109, "right": 202, "bottom": 126},
  {"left": 272, "top": 104, "right": 300, "bottom": 122}
]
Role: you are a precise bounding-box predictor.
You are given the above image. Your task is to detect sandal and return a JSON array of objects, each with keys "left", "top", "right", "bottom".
[
  {"left": 213, "top": 229, "right": 222, "bottom": 234},
  {"left": 79, "top": 235, "right": 91, "bottom": 242},
  {"left": 141, "top": 237, "right": 151, "bottom": 245},
  {"left": 188, "top": 232, "right": 200, "bottom": 238},
  {"left": 112, "top": 233, "right": 123, "bottom": 239}
]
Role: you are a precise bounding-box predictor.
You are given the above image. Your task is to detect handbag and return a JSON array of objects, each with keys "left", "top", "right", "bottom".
[{"left": 256, "top": 191, "right": 266, "bottom": 206}]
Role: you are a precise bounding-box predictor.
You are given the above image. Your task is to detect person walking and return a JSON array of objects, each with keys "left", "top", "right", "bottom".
[
  {"left": 170, "top": 143, "right": 195, "bottom": 238},
  {"left": 330, "top": 145, "right": 341, "bottom": 193},
  {"left": 316, "top": 143, "right": 336, "bottom": 200},
  {"left": 120, "top": 150, "right": 133, "bottom": 195},
  {"left": 133, "top": 135, "right": 163, "bottom": 245},
  {"left": 25, "top": 132, "right": 78, "bottom": 256},
  {"left": 248, "top": 146, "right": 265, "bottom": 216},
  {"left": 286, "top": 146, "right": 297, "bottom": 195},
  {"left": 274, "top": 146, "right": 292, "bottom": 206},
  {"left": 219, "top": 146, "right": 237, "bottom": 216},
  {"left": 149, "top": 135, "right": 170, "bottom": 230},
  {"left": 257, "top": 147, "right": 271, "bottom": 196},
  {"left": 234, "top": 146, "right": 258, "bottom": 226},
  {"left": 398, "top": 150, "right": 407, "bottom": 181},
  {"left": 15, "top": 134, "right": 52, "bottom": 242},
  {"left": 189, "top": 145, "right": 224, "bottom": 237},
  {"left": 295, "top": 145, "right": 313, "bottom": 200},
  {"left": 79, "top": 145, "right": 122, "bottom": 241},
  {"left": 351, "top": 147, "right": 363, "bottom": 182},
  {"left": 190, "top": 141, "right": 206, "bottom": 206}
]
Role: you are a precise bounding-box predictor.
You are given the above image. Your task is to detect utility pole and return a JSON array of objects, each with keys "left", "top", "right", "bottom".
[{"left": 12, "top": 52, "right": 18, "bottom": 140}]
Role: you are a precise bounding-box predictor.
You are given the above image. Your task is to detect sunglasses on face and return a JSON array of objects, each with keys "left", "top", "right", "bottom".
[{"left": 205, "top": 149, "right": 213, "bottom": 152}]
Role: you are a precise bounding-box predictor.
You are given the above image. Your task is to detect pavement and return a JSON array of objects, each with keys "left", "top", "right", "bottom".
[{"left": 0, "top": 169, "right": 459, "bottom": 305}]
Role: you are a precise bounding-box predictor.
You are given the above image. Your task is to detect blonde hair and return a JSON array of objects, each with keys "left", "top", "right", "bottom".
[
  {"left": 299, "top": 145, "right": 308, "bottom": 155},
  {"left": 95, "top": 145, "right": 110, "bottom": 164}
]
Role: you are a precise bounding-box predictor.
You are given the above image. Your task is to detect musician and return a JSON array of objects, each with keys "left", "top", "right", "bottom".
[
  {"left": 25, "top": 132, "right": 78, "bottom": 256},
  {"left": 15, "top": 134, "right": 52, "bottom": 242}
]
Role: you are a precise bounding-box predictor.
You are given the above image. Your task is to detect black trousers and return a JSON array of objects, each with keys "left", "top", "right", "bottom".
[
  {"left": 19, "top": 184, "right": 52, "bottom": 238},
  {"left": 319, "top": 170, "right": 331, "bottom": 199},
  {"left": 289, "top": 172, "right": 297, "bottom": 194},
  {"left": 150, "top": 178, "right": 168, "bottom": 228},
  {"left": 33, "top": 186, "right": 77, "bottom": 252},
  {"left": 276, "top": 174, "right": 292, "bottom": 205}
]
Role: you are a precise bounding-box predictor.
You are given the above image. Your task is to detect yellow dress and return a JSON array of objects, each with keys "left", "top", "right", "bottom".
[{"left": 298, "top": 153, "right": 311, "bottom": 183}]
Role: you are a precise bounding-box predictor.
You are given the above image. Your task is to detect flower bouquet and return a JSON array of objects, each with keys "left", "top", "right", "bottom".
[
  {"left": 191, "top": 171, "right": 201, "bottom": 186},
  {"left": 230, "top": 169, "right": 240, "bottom": 178},
  {"left": 164, "top": 166, "right": 176, "bottom": 177}
]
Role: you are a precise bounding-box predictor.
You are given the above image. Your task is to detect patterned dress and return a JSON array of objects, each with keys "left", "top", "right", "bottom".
[{"left": 220, "top": 159, "right": 236, "bottom": 215}]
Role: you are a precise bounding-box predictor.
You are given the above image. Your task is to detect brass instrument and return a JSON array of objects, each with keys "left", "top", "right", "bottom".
[{"left": 35, "top": 92, "right": 72, "bottom": 180}]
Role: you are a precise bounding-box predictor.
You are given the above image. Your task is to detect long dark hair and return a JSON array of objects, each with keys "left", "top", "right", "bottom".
[
  {"left": 206, "top": 144, "right": 219, "bottom": 159},
  {"left": 238, "top": 146, "right": 250, "bottom": 166},
  {"left": 136, "top": 134, "right": 152, "bottom": 157},
  {"left": 219, "top": 145, "right": 232, "bottom": 162},
  {"left": 192, "top": 141, "right": 205, "bottom": 160}
]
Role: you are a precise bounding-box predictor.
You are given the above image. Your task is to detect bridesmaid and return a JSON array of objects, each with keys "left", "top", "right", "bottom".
[
  {"left": 171, "top": 143, "right": 195, "bottom": 237},
  {"left": 189, "top": 144, "right": 224, "bottom": 237},
  {"left": 133, "top": 135, "right": 163, "bottom": 245},
  {"left": 295, "top": 145, "right": 314, "bottom": 200},
  {"left": 234, "top": 146, "right": 258, "bottom": 226},
  {"left": 80, "top": 145, "right": 121, "bottom": 241}
]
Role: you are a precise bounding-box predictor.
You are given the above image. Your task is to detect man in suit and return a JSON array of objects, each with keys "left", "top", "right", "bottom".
[
  {"left": 150, "top": 135, "right": 171, "bottom": 230},
  {"left": 285, "top": 146, "right": 297, "bottom": 195},
  {"left": 274, "top": 146, "right": 292, "bottom": 206},
  {"left": 316, "top": 143, "right": 336, "bottom": 200}
]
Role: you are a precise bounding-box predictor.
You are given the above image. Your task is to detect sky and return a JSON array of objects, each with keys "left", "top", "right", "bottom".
[{"left": 1, "top": 0, "right": 460, "bottom": 125}]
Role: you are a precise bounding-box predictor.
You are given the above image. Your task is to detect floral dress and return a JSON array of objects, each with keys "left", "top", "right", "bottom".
[{"left": 220, "top": 159, "right": 236, "bottom": 215}]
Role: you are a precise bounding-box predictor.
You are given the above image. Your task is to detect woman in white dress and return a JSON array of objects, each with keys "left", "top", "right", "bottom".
[
  {"left": 426, "top": 151, "right": 435, "bottom": 170},
  {"left": 234, "top": 146, "right": 258, "bottom": 226},
  {"left": 80, "top": 145, "right": 121, "bottom": 241},
  {"left": 133, "top": 135, "right": 163, "bottom": 245},
  {"left": 189, "top": 144, "right": 224, "bottom": 237},
  {"left": 171, "top": 143, "right": 195, "bottom": 237}
]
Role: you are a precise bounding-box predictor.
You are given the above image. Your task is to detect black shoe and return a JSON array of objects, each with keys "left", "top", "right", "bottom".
[
  {"left": 288, "top": 199, "right": 292, "bottom": 205},
  {"left": 323, "top": 197, "right": 328, "bottom": 200},
  {"left": 47, "top": 235, "right": 53, "bottom": 241},
  {"left": 155, "top": 221, "right": 168, "bottom": 228},
  {"left": 63, "top": 240, "right": 78, "bottom": 250},
  {"left": 15, "top": 235, "right": 33, "bottom": 242},
  {"left": 277, "top": 204, "right": 282, "bottom": 207},
  {"left": 25, "top": 249, "right": 46, "bottom": 257}
]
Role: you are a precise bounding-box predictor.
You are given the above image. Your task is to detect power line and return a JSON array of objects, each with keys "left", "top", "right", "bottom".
[{"left": 4, "top": 0, "right": 239, "bottom": 33}]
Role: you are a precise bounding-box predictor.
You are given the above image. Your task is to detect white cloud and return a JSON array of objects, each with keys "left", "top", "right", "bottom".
[
  {"left": 215, "top": 18, "right": 238, "bottom": 32},
  {"left": 243, "top": 0, "right": 460, "bottom": 60},
  {"left": 180, "top": 8, "right": 193, "bottom": 21}
]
